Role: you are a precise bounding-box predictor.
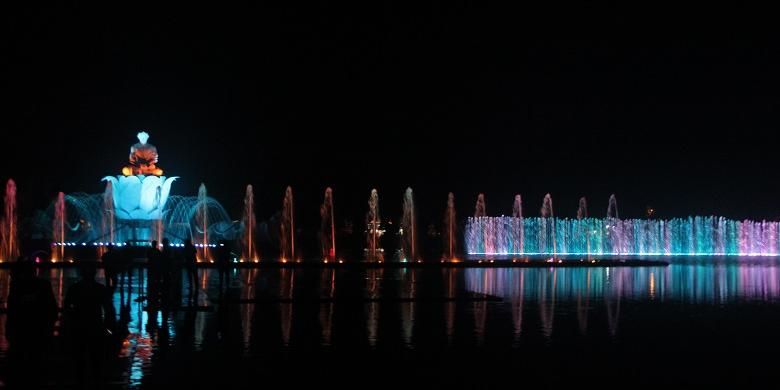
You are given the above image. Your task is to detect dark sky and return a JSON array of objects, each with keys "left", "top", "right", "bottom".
[{"left": 3, "top": 3, "right": 780, "bottom": 229}]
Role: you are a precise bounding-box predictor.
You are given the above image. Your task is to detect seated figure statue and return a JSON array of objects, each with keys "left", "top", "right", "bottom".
[{"left": 122, "top": 131, "right": 164, "bottom": 176}]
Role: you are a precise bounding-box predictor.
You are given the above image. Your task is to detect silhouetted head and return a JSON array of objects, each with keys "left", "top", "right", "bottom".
[
  {"left": 162, "top": 238, "right": 170, "bottom": 248},
  {"left": 151, "top": 240, "right": 158, "bottom": 249},
  {"left": 184, "top": 239, "right": 192, "bottom": 247},
  {"left": 79, "top": 262, "right": 98, "bottom": 281}
]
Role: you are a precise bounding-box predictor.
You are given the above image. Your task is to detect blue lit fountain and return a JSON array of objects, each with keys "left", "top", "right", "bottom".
[{"left": 33, "top": 132, "right": 238, "bottom": 260}]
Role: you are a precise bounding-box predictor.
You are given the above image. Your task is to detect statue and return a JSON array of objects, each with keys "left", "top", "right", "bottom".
[{"left": 122, "top": 131, "right": 163, "bottom": 176}]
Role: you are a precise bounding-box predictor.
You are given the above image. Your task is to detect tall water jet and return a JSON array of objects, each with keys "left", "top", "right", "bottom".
[
  {"left": 443, "top": 192, "right": 456, "bottom": 260},
  {"left": 1, "top": 179, "right": 18, "bottom": 262},
  {"left": 512, "top": 195, "right": 523, "bottom": 218},
  {"left": 512, "top": 194, "right": 524, "bottom": 254},
  {"left": 606, "top": 194, "right": 620, "bottom": 254},
  {"left": 242, "top": 185, "right": 258, "bottom": 262},
  {"left": 366, "top": 189, "right": 381, "bottom": 262},
  {"left": 540, "top": 194, "right": 556, "bottom": 257},
  {"left": 577, "top": 197, "right": 588, "bottom": 220},
  {"left": 196, "top": 183, "right": 210, "bottom": 261},
  {"left": 401, "top": 187, "right": 417, "bottom": 262},
  {"left": 320, "top": 187, "right": 335, "bottom": 261},
  {"left": 607, "top": 194, "right": 619, "bottom": 219},
  {"left": 280, "top": 186, "right": 295, "bottom": 262},
  {"left": 53, "top": 192, "right": 66, "bottom": 261},
  {"left": 577, "top": 197, "right": 590, "bottom": 255},
  {"left": 474, "top": 193, "right": 486, "bottom": 217}
]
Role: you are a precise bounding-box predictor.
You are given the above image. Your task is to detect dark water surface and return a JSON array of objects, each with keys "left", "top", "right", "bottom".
[{"left": 2, "top": 259, "right": 780, "bottom": 388}]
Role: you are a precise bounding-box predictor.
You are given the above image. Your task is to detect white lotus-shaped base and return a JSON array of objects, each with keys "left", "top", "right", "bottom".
[{"left": 102, "top": 175, "right": 177, "bottom": 220}]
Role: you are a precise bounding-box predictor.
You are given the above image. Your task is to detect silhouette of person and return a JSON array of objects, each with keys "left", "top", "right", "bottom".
[
  {"left": 63, "top": 262, "right": 116, "bottom": 388},
  {"left": 102, "top": 244, "right": 119, "bottom": 289},
  {"left": 5, "top": 257, "right": 58, "bottom": 387},
  {"left": 183, "top": 239, "right": 198, "bottom": 301}
]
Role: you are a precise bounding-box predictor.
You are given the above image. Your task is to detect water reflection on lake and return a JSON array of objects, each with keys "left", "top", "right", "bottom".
[{"left": 2, "top": 259, "right": 780, "bottom": 387}]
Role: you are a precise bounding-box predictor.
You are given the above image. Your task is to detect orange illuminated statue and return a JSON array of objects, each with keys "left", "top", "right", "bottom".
[{"left": 122, "top": 131, "right": 164, "bottom": 176}]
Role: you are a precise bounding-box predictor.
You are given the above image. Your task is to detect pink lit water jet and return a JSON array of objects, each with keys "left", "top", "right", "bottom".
[
  {"left": 281, "top": 186, "right": 295, "bottom": 261},
  {"left": 53, "top": 192, "right": 66, "bottom": 262},
  {"left": 1, "top": 179, "right": 18, "bottom": 262},
  {"left": 243, "top": 184, "right": 258, "bottom": 262},
  {"left": 320, "top": 188, "right": 335, "bottom": 261},
  {"left": 197, "top": 183, "right": 210, "bottom": 261},
  {"left": 444, "top": 192, "right": 456, "bottom": 260}
]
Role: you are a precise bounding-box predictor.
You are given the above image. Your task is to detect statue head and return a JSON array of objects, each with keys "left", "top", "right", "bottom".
[{"left": 137, "top": 131, "right": 150, "bottom": 145}]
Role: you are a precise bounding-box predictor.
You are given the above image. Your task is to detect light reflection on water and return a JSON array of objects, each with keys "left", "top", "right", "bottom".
[{"left": 0, "top": 259, "right": 780, "bottom": 386}]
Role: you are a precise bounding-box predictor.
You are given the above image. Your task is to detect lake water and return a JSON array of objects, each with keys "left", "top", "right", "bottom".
[{"left": 2, "top": 259, "right": 780, "bottom": 388}]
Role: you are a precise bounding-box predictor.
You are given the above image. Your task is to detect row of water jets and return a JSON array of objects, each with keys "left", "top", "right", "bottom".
[
  {"left": 19, "top": 180, "right": 780, "bottom": 261},
  {"left": 466, "top": 193, "right": 780, "bottom": 257}
]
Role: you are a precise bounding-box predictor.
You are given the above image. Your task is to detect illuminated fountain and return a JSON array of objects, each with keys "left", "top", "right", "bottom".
[
  {"left": 366, "top": 189, "right": 382, "bottom": 262},
  {"left": 102, "top": 132, "right": 177, "bottom": 244},
  {"left": 33, "top": 132, "right": 237, "bottom": 261},
  {"left": 466, "top": 194, "right": 780, "bottom": 258},
  {"left": 320, "top": 187, "right": 335, "bottom": 261},
  {"left": 242, "top": 185, "right": 258, "bottom": 262},
  {"left": 401, "top": 187, "right": 417, "bottom": 262},
  {"left": 280, "top": 186, "right": 295, "bottom": 262},
  {"left": 1, "top": 179, "right": 18, "bottom": 262},
  {"left": 443, "top": 192, "right": 456, "bottom": 260}
]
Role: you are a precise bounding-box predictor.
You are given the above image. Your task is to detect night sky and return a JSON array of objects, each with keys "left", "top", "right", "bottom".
[{"left": 4, "top": 3, "right": 780, "bottom": 231}]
